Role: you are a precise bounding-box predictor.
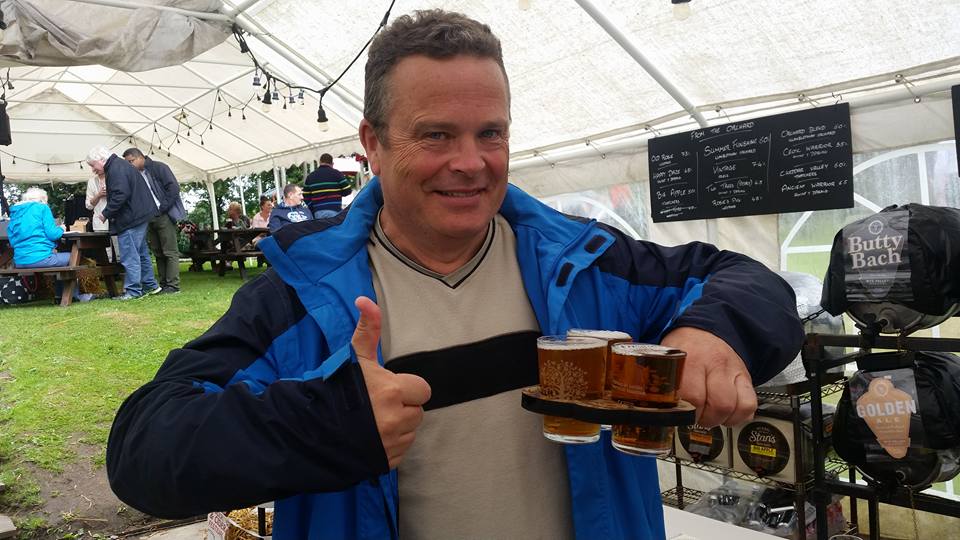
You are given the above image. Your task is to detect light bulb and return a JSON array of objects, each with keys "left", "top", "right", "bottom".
[
  {"left": 672, "top": 1, "right": 691, "bottom": 20},
  {"left": 519, "top": 0, "right": 531, "bottom": 9},
  {"left": 261, "top": 101, "right": 272, "bottom": 113}
]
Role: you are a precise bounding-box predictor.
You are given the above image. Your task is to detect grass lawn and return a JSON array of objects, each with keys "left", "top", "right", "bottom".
[{"left": 0, "top": 262, "right": 265, "bottom": 535}]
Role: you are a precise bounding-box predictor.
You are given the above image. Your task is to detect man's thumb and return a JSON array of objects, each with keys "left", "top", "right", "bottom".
[{"left": 352, "top": 296, "right": 382, "bottom": 363}]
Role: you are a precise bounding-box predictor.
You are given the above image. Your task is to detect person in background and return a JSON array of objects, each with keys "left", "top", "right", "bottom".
[
  {"left": 85, "top": 171, "right": 109, "bottom": 231},
  {"left": 88, "top": 146, "right": 161, "bottom": 300},
  {"left": 123, "top": 148, "right": 185, "bottom": 295},
  {"left": 303, "top": 153, "right": 352, "bottom": 218},
  {"left": 105, "top": 10, "right": 803, "bottom": 540},
  {"left": 250, "top": 196, "right": 273, "bottom": 229},
  {"left": 85, "top": 169, "right": 121, "bottom": 261},
  {"left": 250, "top": 196, "right": 272, "bottom": 253},
  {"left": 8, "top": 187, "right": 94, "bottom": 303},
  {"left": 224, "top": 202, "right": 251, "bottom": 229},
  {"left": 267, "top": 184, "right": 311, "bottom": 232}
]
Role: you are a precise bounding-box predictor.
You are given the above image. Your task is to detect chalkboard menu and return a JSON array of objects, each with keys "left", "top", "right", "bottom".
[
  {"left": 648, "top": 103, "right": 853, "bottom": 222},
  {"left": 952, "top": 85, "right": 959, "bottom": 173}
]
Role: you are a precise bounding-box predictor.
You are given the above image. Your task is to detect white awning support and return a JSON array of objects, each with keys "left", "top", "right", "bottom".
[
  {"left": 206, "top": 179, "right": 220, "bottom": 229},
  {"left": 574, "top": 0, "right": 710, "bottom": 129}
]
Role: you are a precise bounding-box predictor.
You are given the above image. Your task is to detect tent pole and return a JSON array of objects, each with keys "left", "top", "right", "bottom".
[
  {"left": 273, "top": 166, "right": 281, "bottom": 200},
  {"left": 223, "top": 0, "right": 263, "bottom": 17},
  {"left": 574, "top": 0, "right": 709, "bottom": 128},
  {"left": 66, "top": 0, "right": 232, "bottom": 21},
  {"left": 257, "top": 176, "right": 263, "bottom": 201},
  {"left": 206, "top": 180, "right": 220, "bottom": 230},
  {"left": 236, "top": 176, "right": 244, "bottom": 206}
]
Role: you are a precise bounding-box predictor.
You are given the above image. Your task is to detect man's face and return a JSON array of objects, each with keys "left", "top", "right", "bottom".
[
  {"left": 124, "top": 154, "right": 145, "bottom": 171},
  {"left": 285, "top": 188, "right": 303, "bottom": 206},
  {"left": 360, "top": 55, "right": 510, "bottom": 247},
  {"left": 89, "top": 160, "right": 105, "bottom": 176}
]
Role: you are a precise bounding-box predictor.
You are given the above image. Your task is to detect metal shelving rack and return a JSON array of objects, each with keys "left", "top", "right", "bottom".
[
  {"left": 803, "top": 332, "right": 960, "bottom": 540},
  {"left": 660, "top": 374, "right": 851, "bottom": 536}
]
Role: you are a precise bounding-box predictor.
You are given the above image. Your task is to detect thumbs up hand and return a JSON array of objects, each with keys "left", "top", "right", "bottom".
[{"left": 352, "top": 296, "right": 431, "bottom": 469}]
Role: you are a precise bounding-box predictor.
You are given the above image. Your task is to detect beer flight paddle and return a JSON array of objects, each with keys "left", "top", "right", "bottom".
[{"left": 525, "top": 335, "right": 695, "bottom": 456}]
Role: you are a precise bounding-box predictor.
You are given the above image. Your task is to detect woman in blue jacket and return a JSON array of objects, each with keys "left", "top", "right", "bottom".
[{"left": 8, "top": 187, "right": 94, "bottom": 302}]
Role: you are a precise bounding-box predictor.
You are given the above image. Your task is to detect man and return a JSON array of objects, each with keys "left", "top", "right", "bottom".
[
  {"left": 123, "top": 148, "right": 186, "bottom": 294},
  {"left": 106, "top": 10, "right": 803, "bottom": 539},
  {"left": 303, "top": 153, "right": 352, "bottom": 218},
  {"left": 267, "top": 184, "right": 312, "bottom": 232},
  {"left": 87, "top": 146, "right": 161, "bottom": 300}
]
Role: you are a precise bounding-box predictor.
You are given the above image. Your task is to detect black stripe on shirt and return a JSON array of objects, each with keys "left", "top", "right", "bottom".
[{"left": 385, "top": 330, "right": 540, "bottom": 411}]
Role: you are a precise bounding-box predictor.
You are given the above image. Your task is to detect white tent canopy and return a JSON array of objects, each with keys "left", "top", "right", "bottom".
[{"left": 0, "top": 0, "right": 956, "bottom": 188}]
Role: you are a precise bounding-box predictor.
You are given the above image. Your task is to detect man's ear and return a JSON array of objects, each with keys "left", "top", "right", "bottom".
[{"left": 359, "top": 119, "right": 382, "bottom": 176}]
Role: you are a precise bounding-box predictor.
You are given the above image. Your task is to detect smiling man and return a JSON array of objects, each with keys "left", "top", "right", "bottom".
[{"left": 106, "top": 9, "right": 803, "bottom": 540}]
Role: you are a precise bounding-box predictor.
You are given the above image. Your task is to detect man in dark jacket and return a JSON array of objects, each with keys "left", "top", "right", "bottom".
[
  {"left": 87, "top": 146, "right": 161, "bottom": 300},
  {"left": 303, "top": 153, "right": 352, "bottom": 218},
  {"left": 267, "top": 184, "right": 312, "bottom": 232},
  {"left": 123, "top": 148, "right": 185, "bottom": 294}
]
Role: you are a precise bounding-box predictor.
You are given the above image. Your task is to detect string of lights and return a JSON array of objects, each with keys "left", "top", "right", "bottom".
[{"left": 232, "top": 0, "right": 396, "bottom": 128}]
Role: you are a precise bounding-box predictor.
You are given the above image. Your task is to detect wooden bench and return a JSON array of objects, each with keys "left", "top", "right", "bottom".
[
  {"left": 186, "top": 249, "right": 223, "bottom": 272},
  {"left": 0, "top": 232, "right": 123, "bottom": 306},
  {"left": 215, "top": 249, "right": 264, "bottom": 280},
  {"left": 0, "top": 266, "right": 83, "bottom": 306}
]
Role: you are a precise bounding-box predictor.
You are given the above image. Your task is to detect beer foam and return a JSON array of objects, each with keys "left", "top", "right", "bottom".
[
  {"left": 538, "top": 338, "right": 606, "bottom": 350},
  {"left": 611, "top": 343, "right": 682, "bottom": 356},
  {"left": 567, "top": 329, "right": 632, "bottom": 340}
]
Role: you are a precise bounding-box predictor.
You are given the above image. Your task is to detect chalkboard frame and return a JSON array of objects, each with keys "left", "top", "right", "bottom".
[
  {"left": 953, "top": 85, "right": 959, "bottom": 174},
  {"left": 648, "top": 104, "right": 854, "bottom": 223}
]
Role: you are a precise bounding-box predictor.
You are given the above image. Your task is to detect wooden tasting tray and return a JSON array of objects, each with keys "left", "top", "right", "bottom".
[{"left": 521, "top": 386, "right": 696, "bottom": 426}]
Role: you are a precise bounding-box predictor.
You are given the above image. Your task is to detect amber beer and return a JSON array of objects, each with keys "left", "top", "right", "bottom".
[
  {"left": 537, "top": 336, "right": 606, "bottom": 443},
  {"left": 566, "top": 329, "right": 632, "bottom": 394},
  {"left": 609, "top": 343, "right": 686, "bottom": 456},
  {"left": 609, "top": 343, "right": 686, "bottom": 404}
]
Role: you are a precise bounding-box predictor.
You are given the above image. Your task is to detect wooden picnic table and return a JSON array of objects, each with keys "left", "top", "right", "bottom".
[
  {"left": 0, "top": 231, "right": 122, "bottom": 306},
  {"left": 185, "top": 227, "right": 268, "bottom": 280},
  {"left": 214, "top": 227, "right": 269, "bottom": 280}
]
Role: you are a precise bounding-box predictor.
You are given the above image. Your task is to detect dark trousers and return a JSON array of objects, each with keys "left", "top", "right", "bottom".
[{"left": 147, "top": 214, "right": 180, "bottom": 290}]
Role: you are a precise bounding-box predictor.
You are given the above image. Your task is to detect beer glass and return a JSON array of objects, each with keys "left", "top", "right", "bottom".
[
  {"left": 566, "top": 329, "right": 632, "bottom": 394},
  {"left": 537, "top": 335, "right": 606, "bottom": 443},
  {"left": 609, "top": 343, "right": 686, "bottom": 456},
  {"left": 609, "top": 343, "right": 686, "bottom": 404}
]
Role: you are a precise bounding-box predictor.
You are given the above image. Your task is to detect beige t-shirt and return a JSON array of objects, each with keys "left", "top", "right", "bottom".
[{"left": 369, "top": 213, "right": 574, "bottom": 540}]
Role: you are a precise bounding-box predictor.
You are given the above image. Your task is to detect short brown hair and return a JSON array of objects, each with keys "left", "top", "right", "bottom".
[{"left": 364, "top": 9, "right": 509, "bottom": 143}]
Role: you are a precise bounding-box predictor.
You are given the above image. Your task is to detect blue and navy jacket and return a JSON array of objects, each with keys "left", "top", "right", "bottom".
[
  {"left": 106, "top": 179, "right": 802, "bottom": 539},
  {"left": 8, "top": 201, "right": 63, "bottom": 266}
]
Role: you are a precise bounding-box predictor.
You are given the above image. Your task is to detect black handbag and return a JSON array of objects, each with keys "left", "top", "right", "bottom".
[{"left": 0, "top": 274, "right": 37, "bottom": 305}]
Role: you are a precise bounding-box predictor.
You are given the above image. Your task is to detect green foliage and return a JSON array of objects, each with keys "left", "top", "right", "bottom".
[
  {"left": 0, "top": 264, "right": 265, "bottom": 520},
  {"left": 185, "top": 164, "right": 307, "bottom": 225}
]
